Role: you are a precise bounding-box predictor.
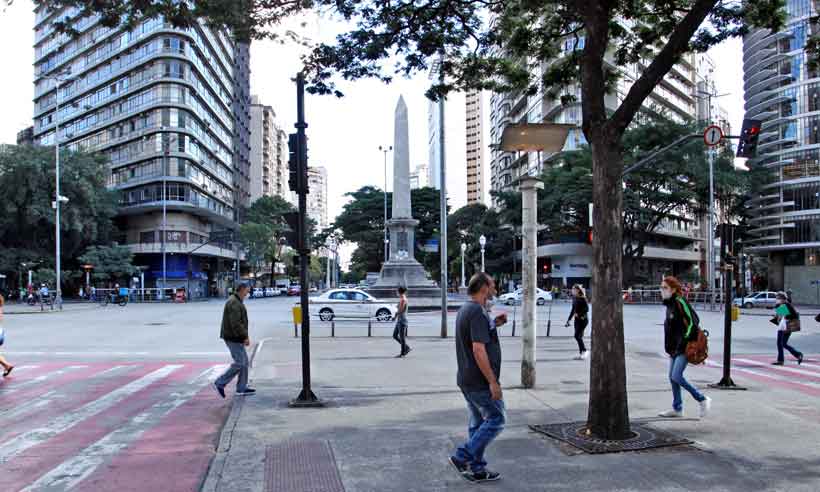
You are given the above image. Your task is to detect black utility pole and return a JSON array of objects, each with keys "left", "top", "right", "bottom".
[
  {"left": 710, "top": 224, "right": 746, "bottom": 390},
  {"left": 289, "top": 73, "right": 323, "bottom": 407}
]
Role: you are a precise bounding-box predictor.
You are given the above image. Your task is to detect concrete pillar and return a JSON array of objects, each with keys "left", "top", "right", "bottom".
[{"left": 520, "top": 176, "right": 543, "bottom": 388}]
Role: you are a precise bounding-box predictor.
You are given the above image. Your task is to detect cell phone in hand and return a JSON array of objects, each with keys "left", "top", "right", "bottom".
[{"left": 495, "top": 313, "right": 508, "bottom": 326}]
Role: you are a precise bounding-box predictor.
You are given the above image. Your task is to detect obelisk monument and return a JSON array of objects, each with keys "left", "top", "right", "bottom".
[{"left": 369, "top": 96, "right": 441, "bottom": 298}]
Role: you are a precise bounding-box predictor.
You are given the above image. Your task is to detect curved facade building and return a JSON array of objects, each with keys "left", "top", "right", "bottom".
[
  {"left": 742, "top": 0, "right": 820, "bottom": 302},
  {"left": 32, "top": 5, "right": 250, "bottom": 293}
]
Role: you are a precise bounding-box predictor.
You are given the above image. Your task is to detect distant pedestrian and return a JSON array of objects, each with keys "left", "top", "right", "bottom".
[
  {"left": 0, "top": 294, "right": 14, "bottom": 377},
  {"left": 772, "top": 292, "right": 803, "bottom": 366},
  {"left": 449, "top": 272, "right": 506, "bottom": 483},
  {"left": 565, "top": 284, "right": 589, "bottom": 360},
  {"left": 392, "top": 287, "right": 410, "bottom": 357},
  {"left": 658, "top": 276, "right": 711, "bottom": 419},
  {"left": 213, "top": 282, "right": 255, "bottom": 398}
]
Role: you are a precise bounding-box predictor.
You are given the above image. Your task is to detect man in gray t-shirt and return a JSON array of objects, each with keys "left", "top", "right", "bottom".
[{"left": 449, "top": 272, "right": 507, "bottom": 483}]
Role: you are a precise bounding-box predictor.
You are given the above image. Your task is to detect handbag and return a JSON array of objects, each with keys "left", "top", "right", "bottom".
[
  {"left": 685, "top": 328, "right": 709, "bottom": 365},
  {"left": 787, "top": 318, "right": 801, "bottom": 332}
]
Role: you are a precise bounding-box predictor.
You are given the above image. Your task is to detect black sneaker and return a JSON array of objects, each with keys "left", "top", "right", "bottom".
[
  {"left": 449, "top": 457, "right": 472, "bottom": 482},
  {"left": 402, "top": 347, "right": 413, "bottom": 356},
  {"left": 469, "top": 470, "right": 501, "bottom": 483},
  {"left": 212, "top": 382, "right": 226, "bottom": 399},
  {"left": 236, "top": 388, "right": 257, "bottom": 396}
]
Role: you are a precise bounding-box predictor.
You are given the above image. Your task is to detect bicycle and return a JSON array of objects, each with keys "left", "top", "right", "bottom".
[{"left": 101, "top": 293, "right": 128, "bottom": 307}]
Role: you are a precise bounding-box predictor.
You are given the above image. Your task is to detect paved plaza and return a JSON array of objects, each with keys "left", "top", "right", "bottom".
[{"left": 1, "top": 297, "right": 819, "bottom": 491}]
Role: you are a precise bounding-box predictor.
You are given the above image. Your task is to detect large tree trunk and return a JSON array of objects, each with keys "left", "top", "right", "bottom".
[{"left": 587, "top": 136, "right": 631, "bottom": 440}]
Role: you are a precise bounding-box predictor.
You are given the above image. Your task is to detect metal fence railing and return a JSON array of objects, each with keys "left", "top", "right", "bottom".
[{"left": 622, "top": 289, "right": 725, "bottom": 310}]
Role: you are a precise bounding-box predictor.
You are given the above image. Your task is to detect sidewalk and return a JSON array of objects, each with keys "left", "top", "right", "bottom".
[
  {"left": 2, "top": 301, "right": 97, "bottom": 315},
  {"left": 203, "top": 333, "right": 820, "bottom": 492}
]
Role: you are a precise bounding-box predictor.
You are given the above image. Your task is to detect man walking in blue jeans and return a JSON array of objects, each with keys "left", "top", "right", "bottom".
[
  {"left": 449, "top": 272, "right": 507, "bottom": 483},
  {"left": 213, "top": 282, "right": 256, "bottom": 398}
]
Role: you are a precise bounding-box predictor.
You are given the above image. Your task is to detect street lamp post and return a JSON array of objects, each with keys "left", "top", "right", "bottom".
[
  {"left": 379, "top": 145, "right": 392, "bottom": 263},
  {"left": 460, "top": 243, "right": 467, "bottom": 288},
  {"left": 479, "top": 235, "right": 487, "bottom": 272}
]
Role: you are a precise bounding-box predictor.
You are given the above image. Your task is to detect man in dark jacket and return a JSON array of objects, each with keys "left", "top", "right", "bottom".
[{"left": 213, "top": 283, "right": 255, "bottom": 398}]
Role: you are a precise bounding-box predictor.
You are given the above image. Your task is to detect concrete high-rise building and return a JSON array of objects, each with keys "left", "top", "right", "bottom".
[
  {"left": 31, "top": 5, "right": 250, "bottom": 293},
  {"left": 427, "top": 99, "right": 442, "bottom": 189},
  {"left": 249, "top": 95, "right": 291, "bottom": 204},
  {"left": 742, "top": 4, "right": 820, "bottom": 303},
  {"left": 410, "top": 162, "right": 429, "bottom": 189},
  {"left": 307, "top": 166, "right": 329, "bottom": 231},
  {"left": 465, "top": 90, "right": 485, "bottom": 204}
]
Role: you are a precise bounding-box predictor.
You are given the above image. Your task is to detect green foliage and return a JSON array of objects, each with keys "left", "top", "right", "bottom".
[
  {"left": 447, "top": 203, "right": 512, "bottom": 284},
  {"left": 77, "top": 244, "right": 137, "bottom": 282},
  {"left": 239, "top": 195, "right": 297, "bottom": 282}
]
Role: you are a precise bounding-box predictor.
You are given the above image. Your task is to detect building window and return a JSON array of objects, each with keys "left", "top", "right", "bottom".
[
  {"left": 140, "top": 231, "right": 155, "bottom": 243},
  {"left": 807, "top": 248, "right": 820, "bottom": 265}
]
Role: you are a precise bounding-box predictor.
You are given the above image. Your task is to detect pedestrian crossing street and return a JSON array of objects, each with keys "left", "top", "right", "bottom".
[
  {"left": 0, "top": 362, "right": 231, "bottom": 492},
  {"left": 704, "top": 353, "right": 820, "bottom": 398}
]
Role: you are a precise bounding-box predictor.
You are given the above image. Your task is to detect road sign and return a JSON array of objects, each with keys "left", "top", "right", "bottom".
[{"left": 703, "top": 125, "right": 723, "bottom": 146}]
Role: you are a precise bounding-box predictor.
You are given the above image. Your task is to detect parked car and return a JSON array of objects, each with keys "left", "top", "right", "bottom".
[
  {"left": 264, "top": 287, "right": 276, "bottom": 297},
  {"left": 288, "top": 285, "right": 301, "bottom": 296},
  {"left": 499, "top": 288, "right": 552, "bottom": 306},
  {"left": 252, "top": 287, "right": 264, "bottom": 298},
  {"left": 309, "top": 289, "right": 395, "bottom": 322},
  {"left": 733, "top": 291, "right": 778, "bottom": 309}
]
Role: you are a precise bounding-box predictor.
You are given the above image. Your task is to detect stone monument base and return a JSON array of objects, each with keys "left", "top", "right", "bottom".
[{"left": 366, "top": 259, "right": 441, "bottom": 299}]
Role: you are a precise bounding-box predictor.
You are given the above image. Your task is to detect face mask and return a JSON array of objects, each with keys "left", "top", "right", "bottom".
[{"left": 661, "top": 288, "right": 673, "bottom": 300}]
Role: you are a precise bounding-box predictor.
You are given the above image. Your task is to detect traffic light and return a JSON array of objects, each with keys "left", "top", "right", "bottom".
[
  {"left": 288, "top": 133, "right": 298, "bottom": 192},
  {"left": 736, "top": 119, "right": 762, "bottom": 158},
  {"left": 283, "top": 211, "right": 301, "bottom": 250}
]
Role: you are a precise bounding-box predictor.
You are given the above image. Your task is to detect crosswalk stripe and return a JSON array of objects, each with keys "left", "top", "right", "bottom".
[
  {"left": 0, "top": 364, "right": 182, "bottom": 464},
  {"left": 23, "top": 368, "right": 216, "bottom": 491},
  {"left": 732, "top": 358, "right": 820, "bottom": 380},
  {"left": 707, "top": 360, "right": 820, "bottom": 389},
  {"left": 0, "top": 366, "right": 88, "bottom": 394}
]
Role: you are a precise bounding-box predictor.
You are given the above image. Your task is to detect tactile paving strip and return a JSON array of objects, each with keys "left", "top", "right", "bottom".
[
  {"left": 265, "top": 440, "right": 346, "bottom": 492},
  {"left": 530, "top": 421, "right": 691, "bottom": 454}
]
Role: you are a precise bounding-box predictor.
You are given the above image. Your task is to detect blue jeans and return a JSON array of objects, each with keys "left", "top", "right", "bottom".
[
  {"left": 777, "top": 330, "right": 802, "bottom": 363},
  {"left": 453, "top": 389, "right": 506, "bottom": 473},
  {"left": 215, "top": 341, "right": 249, "bottom": 392},
  {"left": 669, "top": 354, "right": 705, "bottom": 412}
]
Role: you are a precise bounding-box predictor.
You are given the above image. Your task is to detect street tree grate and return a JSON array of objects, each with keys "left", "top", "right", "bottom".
[
  {"left": 530, "top": 421, "right": 691, "bottom": 454},
  {"left": 265, "top": 440, "right": 346, "bottom": 492}
]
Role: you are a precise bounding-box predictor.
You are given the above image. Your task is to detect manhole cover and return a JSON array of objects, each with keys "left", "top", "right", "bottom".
[
  {"left": 265, "top": 440, "right": 345, "bottom": 492},
  {"left": 145, "top": 322, "right": 167, "bottom": 326},
  {"left": 530, "top": 421, "right": 691, "bottom": 454}
]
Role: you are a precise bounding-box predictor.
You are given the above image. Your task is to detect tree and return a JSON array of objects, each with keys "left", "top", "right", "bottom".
[
  {"left": 239, "top": 195, "right": 297, "bottom": 284},
  {"left": 30, "top": 0, "right": 788, "bottom": 441},
  {"left": 447, "top": 203, "right": 513, "bottom": 287},
  {"left": 77, "top": 245, "right": 137, "bottom": 283},
  {"left": 0, "top": 145, "right": 119, "bottom": 290}
]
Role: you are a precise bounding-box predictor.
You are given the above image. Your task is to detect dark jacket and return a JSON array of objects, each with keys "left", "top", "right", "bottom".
[
  {"left": 663, "top": 294, "right": 699, "bottom": 356},
  {"left": 220, "top": 294, "right": 248, "bottom": 343},
  {"left": 567, "top": 296, "right": 589, "bottom": 323}
]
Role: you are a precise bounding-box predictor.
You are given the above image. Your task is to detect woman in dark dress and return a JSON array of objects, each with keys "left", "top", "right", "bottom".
[{"left": 565, "top": 285, "right": 589, "bottom": 360}]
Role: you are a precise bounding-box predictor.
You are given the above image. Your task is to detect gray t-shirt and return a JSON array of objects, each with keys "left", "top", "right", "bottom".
[{"left": 455, "top": 300, "right": 501, "bottom": 391}]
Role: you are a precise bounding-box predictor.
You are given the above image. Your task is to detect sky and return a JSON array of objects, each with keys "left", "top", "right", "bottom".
[{"left": 0, "top": 2, "right": 746, "bottom": 267}]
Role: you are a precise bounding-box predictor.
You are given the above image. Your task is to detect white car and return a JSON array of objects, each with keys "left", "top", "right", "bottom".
[
  {"left": 309, "top": 288, "right": 395, "bottom": 322},
  {"left": 264, "top": 287, "right": 276, "bottom": 297},
  {"left": 499, "top": 288, "right": 552, "bottom": 306},
  {"left": 252, "top": 287, "right": 264, "bottom": 298},
  {"left": 733, "top": 291, "right": 778, "bottom": 309}
]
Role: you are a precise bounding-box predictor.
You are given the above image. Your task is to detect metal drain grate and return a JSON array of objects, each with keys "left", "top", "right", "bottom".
[
  {"left": 530, "top": 421, "right": 691, "bottom": 454},
  {"left": 265, "top": 440, "right": 346, "bottom": 492}
]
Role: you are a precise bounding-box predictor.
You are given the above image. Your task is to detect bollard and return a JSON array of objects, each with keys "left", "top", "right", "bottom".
[
  {"left": 511, "top": 320, "right": 516, "bottom": 337},
  {"left": 294, "top": 323, "right": 298, "bottom": 338},
  {"left": 368, "top": 319, "right": 372, "bottom": 337},
  {"left": 331, "top": 320, "right": 335, "bottom": 337}
]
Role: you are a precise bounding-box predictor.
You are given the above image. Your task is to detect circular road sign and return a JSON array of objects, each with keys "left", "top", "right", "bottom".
[{"left": 703, "top": 125, "right": 723, "bottom": 146}]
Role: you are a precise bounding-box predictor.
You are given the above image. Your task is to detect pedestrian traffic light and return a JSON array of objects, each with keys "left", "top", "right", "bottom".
[{"left": 736, "top": 119, "right": 762, "bottom": 158}]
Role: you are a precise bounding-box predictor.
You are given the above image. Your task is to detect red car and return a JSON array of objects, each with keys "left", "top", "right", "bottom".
[{"left": 287, "top": 285, "right": 301, "bottom": 296}]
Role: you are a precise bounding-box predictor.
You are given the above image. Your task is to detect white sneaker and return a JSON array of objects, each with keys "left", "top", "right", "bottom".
[
  {"left": 580, "top": 351, "right": 589, "bottom": 360},
  {"left": 574, "top": 354, "right": 583, "bottom": 360},
  {"left": 699, "top": 396, "right": 712, "bottom": 419},
  {"left": 658, "top": 409, "right": 684, "bottom": 418}
]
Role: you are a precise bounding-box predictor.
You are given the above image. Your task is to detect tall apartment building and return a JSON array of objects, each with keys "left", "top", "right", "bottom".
[
  {"left": 410, "top": 162, "right": 429, "bottom": 189},
  {"left": 31, "top": 5, "right": 249, "bottom": 293},
  {"left": 249, "top": 95, "right": 292, "bottom": 204},
  {"left": 307, "top": 166, "right": 329, "bottom": 231},
  {"left": 488, "top": 40, "right": 715, "bottom": 288},
  {"left": 465, "top": 90, "right": 485, "bottom": 204},
  {"left": 427, "top": 99, "right": 442, "bottom": 189},
  {"left": 742, "top": 1, "right": 820, "bottom": 303}
]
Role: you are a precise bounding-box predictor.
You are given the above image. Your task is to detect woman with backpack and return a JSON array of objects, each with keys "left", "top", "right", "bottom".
[
  {"left": 565, "top": 284, "right": 589, "bottom": 360},
  {"left": 772, "top": 291, "right": 803, "bottom": 365},
  {"left": 659, "top": 276, "right": 711, "bottom": 419}
]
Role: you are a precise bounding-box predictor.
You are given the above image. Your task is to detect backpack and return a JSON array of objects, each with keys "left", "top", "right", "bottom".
[{"left": 686, "top": 328, "right": 709, "bottom": 365}]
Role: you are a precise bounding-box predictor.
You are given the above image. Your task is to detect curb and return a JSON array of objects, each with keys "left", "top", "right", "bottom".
[
  {"left": 3, "top": 305, "right": 98, "bottom": 315},
  {"left": 200, "top": 337, "right": 270, "bottom": 492}
]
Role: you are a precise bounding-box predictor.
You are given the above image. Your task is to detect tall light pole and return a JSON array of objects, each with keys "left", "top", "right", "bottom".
[
  {"left": 479, "top": 235, "right": 487, "bottom": 272},
  {"left": 44, "top": 69, "right": 74, "bottom": 310},
  {"left": 460, "top": 242, "right": 467, "bottom": 288},
  {"left": 379, "top": 145, "right": 392, "bottom": 262}
]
